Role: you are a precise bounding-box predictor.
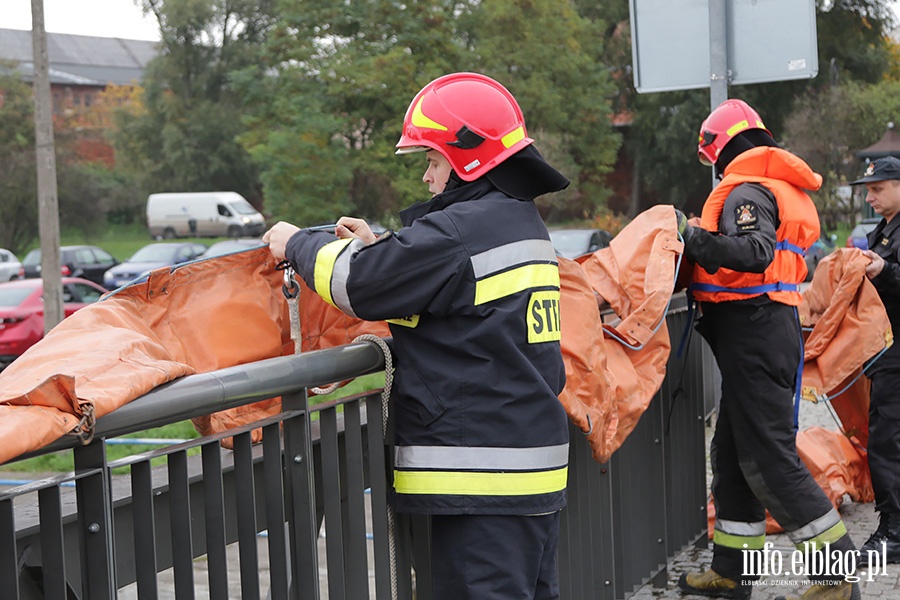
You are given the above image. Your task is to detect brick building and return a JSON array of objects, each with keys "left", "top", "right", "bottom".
[{"left": 0, "top": 27, "right": 157, "bottom": 164}]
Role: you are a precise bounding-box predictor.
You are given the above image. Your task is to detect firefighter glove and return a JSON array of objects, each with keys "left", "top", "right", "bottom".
[{"left": 675, "top": 208, "right": 693, "bottom": 239}]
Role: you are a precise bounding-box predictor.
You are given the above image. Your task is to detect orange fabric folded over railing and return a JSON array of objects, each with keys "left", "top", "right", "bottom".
[
  {"left": 0, "top": 247, "right": 290, "bottom": 464},
  {"left": 0, "top": 208, "right": 684, "bottom": 466}
]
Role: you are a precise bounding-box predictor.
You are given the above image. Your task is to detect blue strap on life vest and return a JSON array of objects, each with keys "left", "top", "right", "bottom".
[
  {"left": 690, "top": 281, "right": 800, "bottom": 295},
  {"left": 776, "top": 240, "right": 807, "bottom": 256}
]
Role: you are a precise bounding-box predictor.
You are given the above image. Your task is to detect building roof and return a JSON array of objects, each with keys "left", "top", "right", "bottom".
[
  {"left": 857, "top": 123, "right": 900, "bottom": 160},
  {"left": 0, "top": 28, "right": 158, "bottom": 86}
]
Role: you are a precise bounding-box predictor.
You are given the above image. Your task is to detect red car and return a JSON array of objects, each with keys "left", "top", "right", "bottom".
[{"left": 0, "top": 277, "right": 107, "bottom": 368}]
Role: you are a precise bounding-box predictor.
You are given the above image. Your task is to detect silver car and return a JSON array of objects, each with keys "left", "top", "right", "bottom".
[{"left": 0, "top": 249, "right": 22, "bottom": 283}]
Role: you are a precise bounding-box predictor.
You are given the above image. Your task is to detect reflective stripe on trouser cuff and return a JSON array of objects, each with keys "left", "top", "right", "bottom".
[
  {"left": 788, "top": 521, "right": 847, "bottom": 549},
  {"left": 393, "top": 468, "right": 568, "bottom": 496},
  {"left": 787, "top": 509, "right": 847, "bottom": 547},
  {"left": 713, "top": 519, "right": 767, "bottom": 550},
  {"left": 395, "top": 444, "right": 569, "bottom": 471}
]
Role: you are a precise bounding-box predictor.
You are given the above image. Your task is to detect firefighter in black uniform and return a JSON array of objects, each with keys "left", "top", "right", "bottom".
[
  {"left": 675, "top": 99, "right": 859, "bottom": 600},
  {"left": 264, "top": 72, "right": 571, "bottom": 600},
  {"left": 849, "top": 156, "right": 900, "bottom": 566}
]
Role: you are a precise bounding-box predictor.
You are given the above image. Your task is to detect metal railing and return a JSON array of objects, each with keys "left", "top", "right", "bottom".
[{"left": 0, "top": 294, "right": 716, "bottom": 599}]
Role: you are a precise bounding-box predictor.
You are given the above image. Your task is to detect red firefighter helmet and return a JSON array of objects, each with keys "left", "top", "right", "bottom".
[
  {"left": 395, "top": 72, "right": 533, "bottom": 181},
  {"left": 697, "top": 99, "right": 771, "bottom": 167}
]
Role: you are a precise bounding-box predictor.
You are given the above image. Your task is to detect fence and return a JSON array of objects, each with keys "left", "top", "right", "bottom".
[{"left": 0, "top": 294, "right": 717, "bottom": 599}]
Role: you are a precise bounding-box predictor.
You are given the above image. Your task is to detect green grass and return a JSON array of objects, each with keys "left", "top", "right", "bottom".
[
  {"left": 49, "top": 223, "right": 234, "bottom": 262},
  {"left": 3, "top": 420, "right": 201, "bottom": 473}
]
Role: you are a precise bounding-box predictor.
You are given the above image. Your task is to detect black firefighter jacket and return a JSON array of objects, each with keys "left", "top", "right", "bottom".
[{"left": 284, "top": 179, "right": 569, "bottom": 516}]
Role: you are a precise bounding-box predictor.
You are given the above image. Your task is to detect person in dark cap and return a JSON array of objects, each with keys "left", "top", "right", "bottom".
[
  {"left": 849, "top": 155, "right": 900, "bottom": 566},
  {"left": 674, "top": 99, "right": 859, "bottom": 600},
  {"left": 264, "top": 72, "right": 570, "bottom": 600}
]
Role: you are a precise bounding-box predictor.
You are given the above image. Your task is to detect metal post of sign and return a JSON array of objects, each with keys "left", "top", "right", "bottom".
[{"left": 708, "top": 0, "right": 728, "bottom": 187}]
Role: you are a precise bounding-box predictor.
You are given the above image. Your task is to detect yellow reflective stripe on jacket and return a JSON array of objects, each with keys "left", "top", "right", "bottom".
[
  {"left": 471, "top": 239, "right": 559, "bottom": 305},
  {"left": 393, "top": 467, "right": 568, "bottom": 496},
  {"left": 313, "top": 238, "right": 354, "bottom": 309},
  {"left": 475, "top": 264, "right": 560, "bottom": 306}
]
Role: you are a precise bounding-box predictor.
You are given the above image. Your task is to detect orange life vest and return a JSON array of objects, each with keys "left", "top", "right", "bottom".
[{"left": 692, "top": 146, "right": 821, "bottom": 306}]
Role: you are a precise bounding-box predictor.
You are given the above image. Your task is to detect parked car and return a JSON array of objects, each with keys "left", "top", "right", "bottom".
[
  {"left": 0, "top": 248, "right": 22, "bottom": 282},
  {"left": 0, "top": 277, "right": 107, "bottom": 368},
  {"left": 103, "top": 242, "right": 207, "bottom": 289},
  {"left": 805, "top": 234, "right": 837, "bottom": 281},
  {"left": 200, "top": 238, "right": 265, "bottom": 258},
  {"left": 21, "top": 245, "right": 119, "bottom": 286},
  {"left": 846, "top": 217, "right": 881, "bottom": 250},
  {"left": 549, "top": 228, "right": 613, "bottom": 259}
]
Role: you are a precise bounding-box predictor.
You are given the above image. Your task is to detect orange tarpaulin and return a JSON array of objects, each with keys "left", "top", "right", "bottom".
[
  {"left": 0, "top": 248, "right": 291, "bottom": 464},
  {"left": 213, "top": 205, "right": 683, "bottom": 464},
  {"left": 799, "top": 247, "right": 891, "bottom": 449},
  {"left": 185, "top": 206, "right": 683, "bottom": 464},
  {"left": 0, "top": 207, "right": 682, "bottom": 466}
]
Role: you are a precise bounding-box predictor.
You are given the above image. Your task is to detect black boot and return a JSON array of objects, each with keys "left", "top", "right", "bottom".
[
  {"left": 858, "top": 511, "right": 889, "bottom": 561},
  {"left": 860, "top": 510, "right": 900, "bottom": 565}
]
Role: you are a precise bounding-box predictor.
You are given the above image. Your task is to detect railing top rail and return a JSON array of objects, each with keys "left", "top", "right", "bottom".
[{"left": 7, "top": 339, "right": 387, "bottom": 464}]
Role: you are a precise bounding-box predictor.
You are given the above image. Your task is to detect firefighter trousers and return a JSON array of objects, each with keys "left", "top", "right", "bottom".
[
  {"left": 869, "top": 368, "right": 900, "bottom": 514},
  {"left": 430, "top": 512, "right": 561, "bottom": 600},
  {"left": 697, "top": 299, "right": 856, "bottom": 582}
]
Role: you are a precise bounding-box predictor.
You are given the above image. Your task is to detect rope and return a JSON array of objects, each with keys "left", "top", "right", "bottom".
[
  {"left": 352, "top": 334, "right": 398, "bottom": 600},
  {"left": 279, "top": 263, "right": 398, "bottom": 599},
  {"left": 282, "top": 265, "right": 340, "bottom": 394}
]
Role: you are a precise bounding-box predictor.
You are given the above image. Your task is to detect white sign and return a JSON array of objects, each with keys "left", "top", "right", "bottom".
[{"left": 630, "top": 0, "right": 818, "bottom": 93}]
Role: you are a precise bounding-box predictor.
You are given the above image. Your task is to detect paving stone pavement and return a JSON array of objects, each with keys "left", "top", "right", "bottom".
[{"left": 629, "top": 399, "right": 892, "bottom": 600}]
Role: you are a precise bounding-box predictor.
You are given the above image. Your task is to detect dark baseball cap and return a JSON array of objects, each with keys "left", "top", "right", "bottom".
[{"left": 850, "top": 156, "right": 900, "bottom": 184}]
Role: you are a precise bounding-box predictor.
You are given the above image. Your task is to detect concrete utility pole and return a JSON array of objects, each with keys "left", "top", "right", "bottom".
[{"left": 31, "top": 0, "right": 64, "bottom": 332}]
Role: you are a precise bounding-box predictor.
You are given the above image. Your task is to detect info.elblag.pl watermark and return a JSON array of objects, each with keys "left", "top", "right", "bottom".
[{"left": 742, "top": 541, "right": 890, "bottom": 583}]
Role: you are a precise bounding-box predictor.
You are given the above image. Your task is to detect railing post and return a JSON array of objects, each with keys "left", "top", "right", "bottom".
[
  {"left": 73, "top": 440, "right": 116, "bottom": 599},
  {"left": 282, "top": 390, "right": 321, "bottom": 599}
]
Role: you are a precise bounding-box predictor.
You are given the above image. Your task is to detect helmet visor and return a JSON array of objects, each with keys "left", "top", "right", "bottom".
[{"left": 698, "top": 130, "right": 717, "bottom": 166}]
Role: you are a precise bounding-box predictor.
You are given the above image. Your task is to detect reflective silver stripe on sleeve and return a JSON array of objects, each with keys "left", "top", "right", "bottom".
[
  {"left": 395, "top": 444, "right": 569, "bottom": 471},
  {"left": 470, "top": 239, "right": 557, "bottom": 278},
  {"left": 329, "top": 238, "right": 366, "bottom": 317},
  {"left": 786, "top": 508, "right": 842, "bottom": 544},
  {"left": 714, "top": 519, "right": 768, "bottom": 537}
]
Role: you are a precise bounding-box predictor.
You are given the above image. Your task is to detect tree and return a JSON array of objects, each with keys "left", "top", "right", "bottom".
[
  {"left": 627, "top": 0, "right": 898, "bottom": 215},
  {"left": 0, "top": 68, "right": 38, "bottom": 254},
  {"left": 111, "top": 0, "right": 275, "bottom": 206},
  {"left": 240, "top": 0, "right": 622, "bottom": 224}
]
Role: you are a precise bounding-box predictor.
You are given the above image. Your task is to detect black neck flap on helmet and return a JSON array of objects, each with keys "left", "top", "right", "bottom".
[{"left": 715, "top": 130, "right": 780, "bottom": 178}]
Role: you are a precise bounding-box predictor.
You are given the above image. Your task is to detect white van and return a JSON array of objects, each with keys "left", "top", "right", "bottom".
[{"left": 146, "top": 192, "right": 267, "bottom": 239}]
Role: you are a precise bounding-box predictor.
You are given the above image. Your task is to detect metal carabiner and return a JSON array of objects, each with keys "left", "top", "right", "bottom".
[{"left": 276, "top": 260, "right": 299, "bottom": 299}]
